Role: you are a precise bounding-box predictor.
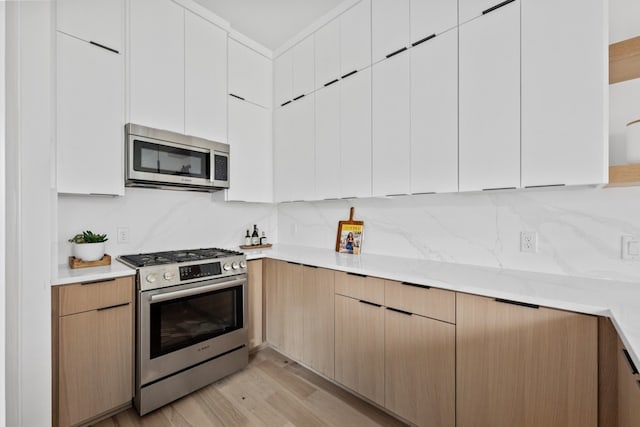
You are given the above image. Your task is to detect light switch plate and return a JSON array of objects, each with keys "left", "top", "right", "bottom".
[{"left": 621, "top": 235, "right": 640, "bottom": 260}]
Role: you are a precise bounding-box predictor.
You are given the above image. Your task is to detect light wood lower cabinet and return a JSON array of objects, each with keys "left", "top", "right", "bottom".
[
  {"left": 456, "top": 293, "right": 598, "bottom": 427},
  {"left": 618, "top": 337, "right": 640, "bottom": 427},
  {"left": 334, "top": 294, "right": 385, "bottom": 406},
  {"left": 52, "top": 276, "right": 134, "bottom": 427},
  {"left": 247, "top": 259, "right": 263, "bottom": 350},
  {"left": 302, "top": 266, "right": 335, "bottom": 378}
]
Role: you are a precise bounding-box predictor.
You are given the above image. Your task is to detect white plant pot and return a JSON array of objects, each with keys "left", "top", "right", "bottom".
[{"left": 72, "top": 242, "right": 105, "bottom": 262}]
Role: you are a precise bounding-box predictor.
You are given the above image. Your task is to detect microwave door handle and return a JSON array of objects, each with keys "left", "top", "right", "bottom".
[{"left": 150, "top": 278, "right": 245, "bottom": 303}]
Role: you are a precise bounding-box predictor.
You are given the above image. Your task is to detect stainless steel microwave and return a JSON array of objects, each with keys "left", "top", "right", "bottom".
[{"left": 125, "top": 124, "right": 229, "bottom": 192}]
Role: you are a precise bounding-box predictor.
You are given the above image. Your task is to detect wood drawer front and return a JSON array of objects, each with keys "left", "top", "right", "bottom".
[
  {"left": 385, "top": 280, "right": 455, "bottom": 323},
  {"left": 334, "top": 271, "right": 384, "bottom": 305},
  {"left": 59, "top": 276, "right": 134, "bottom": 316}
]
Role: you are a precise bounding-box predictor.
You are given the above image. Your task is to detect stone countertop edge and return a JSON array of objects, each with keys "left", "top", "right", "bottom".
[
  {"left": 54, "top": 261, "right": 136, "bottom": 286},
  {"left": 246, "top": 244, "right": 640, "bottom": 370}
]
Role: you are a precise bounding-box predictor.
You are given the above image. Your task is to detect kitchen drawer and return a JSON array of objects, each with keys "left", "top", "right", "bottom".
[
  {"left": 58, "top": 276, "right": 134, "bottom": 316},
  {"left": 334, "top": 271, "right": 384, "bottom": 305},
  {"left": 385, "top": 280, "right": 455, "bottom": 323}
]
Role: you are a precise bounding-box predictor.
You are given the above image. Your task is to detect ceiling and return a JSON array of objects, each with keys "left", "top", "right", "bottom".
[{"left": 193, "top": 0, "right": 346, "bottom": 51}]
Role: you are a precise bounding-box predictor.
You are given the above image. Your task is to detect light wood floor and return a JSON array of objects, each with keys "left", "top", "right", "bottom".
[{"left": 94, "top": 347, "right": 407, "bottom": 427}]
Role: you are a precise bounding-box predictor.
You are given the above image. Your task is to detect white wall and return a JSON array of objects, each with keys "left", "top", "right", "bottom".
[
  {"left": 5, "top": 2, "right": 54, "bottom": 426},
  {"left": 0, "top": 2, "right": 6, "bottom": 426},
  {"left": 57, "top": 190, "right": 277, "bottom": 263}
]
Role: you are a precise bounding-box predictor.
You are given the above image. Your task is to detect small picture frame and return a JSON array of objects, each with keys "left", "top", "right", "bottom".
[{"left": 335, "top": 207, "right": 364, "bottom": 254}]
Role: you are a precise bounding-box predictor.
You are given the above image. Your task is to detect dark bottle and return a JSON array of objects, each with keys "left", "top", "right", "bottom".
[
  {"left": 244, "top": 229, "right": 251, "bottom": 246},
  {"left": 251, "top": 225, "right": 260, "bottom": 245}
]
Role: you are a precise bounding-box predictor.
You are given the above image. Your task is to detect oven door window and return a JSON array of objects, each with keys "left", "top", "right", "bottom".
[
  {"left": 133, "top": 139, "right": 210, "bottom": 180},
  {"left": 149, "top": 285, "right": 243, "bottom": 359}
]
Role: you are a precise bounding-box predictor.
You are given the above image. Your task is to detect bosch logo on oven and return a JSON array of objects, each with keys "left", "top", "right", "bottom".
[{"left": 198, "top": 345, "right": 210, "bottom": 352}]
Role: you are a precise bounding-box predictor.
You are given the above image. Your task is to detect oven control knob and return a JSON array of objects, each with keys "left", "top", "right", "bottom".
[
  {"left": 240, "top": 260, "right": 247, "bottom": 269},
  {"left": 223, "top": 263, "right": 231, "bottom": 271},
  {"left": 163, "top": 272, "right": 175, "bottom": 280},
  {"left": 146, "top": 273, "right": 157, "bottom": 283},
  {"left": 232, "top": 262, "right": 240, "bottom": 270}
]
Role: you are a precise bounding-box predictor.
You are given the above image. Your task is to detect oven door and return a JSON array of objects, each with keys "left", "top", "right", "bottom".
[{"left": 138, "top": 275, "right": 247, "bottom": 386}]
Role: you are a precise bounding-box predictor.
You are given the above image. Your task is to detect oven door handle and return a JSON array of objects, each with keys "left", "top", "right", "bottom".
[{"left": 149, "top": 278, "right": 245, "bottom": 303}]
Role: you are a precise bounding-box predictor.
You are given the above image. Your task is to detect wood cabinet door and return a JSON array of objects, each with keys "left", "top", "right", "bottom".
[
  {"left": 185, "top": 10, "right": 227, "bottom": 143},
  {"left": 459, "top": 1, "right": 520, "bottom": 192},
  {"left": 302, "top": 267, "right": 335, "bottom": 378},
  {"left": 618, "top": 339, "right": 640, "bottom": 427},
  {"left": 58, "top": 303, "right": 132, "bottom": 427},
  {"left": 277, "top": 261, "right": 304, "bottom": 360},
  {"left": 264, "top": 259, "right": 283, "bottom": 348},
  {"left": 335, "top": 294, "right": 385, "bottom": 406},
  {"left": 456, "top": 293, "right": 597, "bottom": 427},
  {"left": 385, "top": 309, "right": 455, "bottom": 427},
  {"left": 247, "top": 260, "right": 264, "bottom": 350}
]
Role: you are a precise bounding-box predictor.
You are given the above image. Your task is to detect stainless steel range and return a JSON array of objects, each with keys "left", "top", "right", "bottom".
[{"left": 118, "top": 248, "right": 248, "bottom": 415}]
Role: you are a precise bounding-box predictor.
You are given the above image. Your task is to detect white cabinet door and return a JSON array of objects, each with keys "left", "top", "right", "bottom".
[
  {"left": 315, "top": 83, "right": 342, "bottom": 200},
  {"left": 274, "top": 96, "right": 315, "bottom": 201},
  {"left": 57, "top": 33, "right": 124, "bottom": 195},
  {"left": 292, "top": 36, "right": 315, "bottom": 98},
  {"left": 521, "top": 0, "right": 607, "bottom": 187},
  {"left": 411, "top": 29, "right": 458, "bottom": 194},
  {"left": 228, "top": 39, "right": 272, "bottom": 108},
  {"left": 340, "top": 69, "right": 372, "bottom": 198},
  {"left": 274, "top": 50, "right": 293, "bottom": 108},
  {"left": 129, "top": 0, "right": 184, "bottom": 133},
  {"left": 372, "top": 51, "right": 410, "bottom": 196},
  {"left": 372, "top": 0, "right": 410, "bottom": 64},
  {"left": 459, "top": 0, "right": 510, "bottom": 24},
  {"left": 410, "top": 0, "right": 458, "bottom": 42},
  {"left": 57, "top": 0, "right": 123, "bottom": 52},
  {"left": 315, "top": 18, "right": 341, "bottom": 89},
  {"left": 340, "top": 0, "right": 372, "bottom": 75},
  {"left": 227, "top": 97, "right": 273, "bottom": 203},
  {"left": 459, "top": 1, "right": 520, "bottom": 192},
  {"left": 185, "top": 11, "right": 227, "bottom": 142}
]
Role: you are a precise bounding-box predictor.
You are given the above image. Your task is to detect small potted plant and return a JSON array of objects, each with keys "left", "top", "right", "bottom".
[{"left": 68, "top": 230, "right": 108, "bottom": 262}]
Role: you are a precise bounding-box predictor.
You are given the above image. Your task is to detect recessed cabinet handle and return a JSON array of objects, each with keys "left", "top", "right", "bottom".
[
  {"left": 293, "top": 94, "right": 305, "bottom": 101},
  {"left": 229, "top": 93, "right": 245, "bottom": 101},
  {"left": 302, "top": 264, "right": 318, "bottom": 269},
  {"left": 623, "top": 349, "right": 639, "bottom": 375},
  {"left": 524, "top": 184, "right": 565, "bottom": 189},
  {"left": 387, "top": 307, "right": 412, "bottom": 316},
  {"left": 81, "top": 278, "right": 116, "bottom": 286},
  {"left": 482, "top": 0, "right": 516, "bottom": 15},
  {"left": 341, "top": 70, "right": 358, "bottom": 79},
  {"left": 412, "top": 34, "right": 436, "bottom": 47},
  {"left": 89, "top": 40, "right": 119, "bottom": 54},
  {"left": 97, "top": 302, "right": 129, "bottom": 312},
  {"left": 385, "top": 47, "right": 407, "bottom": 58},
  {"left": 359, "top": 300, "right": 382, "bottom": 308},
  {"left": 401, "top": 281, "right": 431, "bottom": 290},
  {"left": 482, "top": 187, "right": 517, "bottom": 191},
  {"left": 324, "top": 79, "right": 339, "bottom": 87},
  {"left": 287, "top": 261, "right": 301, "bottom": 266},
  {"left": 495, "top": 298, "right": 540, "bottom": 310},
  {"left": 281, "top": 100, "right": 292, "bottom": 107},
  {"left": 347, "top": 272, "right": 367, "bottom": 278}
]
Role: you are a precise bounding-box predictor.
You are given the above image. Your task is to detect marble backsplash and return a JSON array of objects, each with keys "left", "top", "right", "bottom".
[
  {"left": 277, "top": 185, "right": 640, "bottom": 282},
  {"left": 57, "top": 187, "right": 277, "bottom": 264}
]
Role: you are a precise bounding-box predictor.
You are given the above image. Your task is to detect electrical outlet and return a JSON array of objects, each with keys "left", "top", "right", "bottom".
[
  {"left": 621, "top": 235, "right": 640, "bottom": 260},
  {"left": 117, "top": 227, "right": 130, "bottom": 244},
  {"left": 520, "top": 231, "right": 537, "bottom": 253}
]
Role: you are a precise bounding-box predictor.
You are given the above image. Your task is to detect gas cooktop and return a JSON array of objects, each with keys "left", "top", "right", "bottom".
[{"left": 119, "top": 247, "right": 244, "bottom": 268}]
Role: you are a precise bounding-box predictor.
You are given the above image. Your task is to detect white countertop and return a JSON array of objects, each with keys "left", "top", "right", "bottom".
[
  {"left": 55, "top": 260, "right": 136, "bottom": 286},
  {"left": 244, "top": 244, "right": 640, "bottom": 369}
]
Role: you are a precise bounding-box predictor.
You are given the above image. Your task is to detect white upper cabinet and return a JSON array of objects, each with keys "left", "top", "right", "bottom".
[
  {"left": 340, "top": 0, "right": 372, "bottom": 75},
  {"left": 459, "top": 0, "right": 520, "bottom": 192},
  {"left": 521, "top": 0, "right": 607, "bottom": 187},
  {"left": 292, "top": 36, "right": 315, "bottom": 98},
  {"left": 341, "top": 69, "right": 372, "bottom": 198},
  {"left": 410, "top": 0, "right": 458, "bottom": 42},
  {"left": 459, "top": 0, "right": 510, "bottom": 24},
  {"left": 411, "top": 29, "right": 458, "bottom": 194},
  {"left": 226, "top": 97, "right": 273, "bottom": 203},
  {"left": 372, "top": 0, "right": 410, "bottom": 64},
  {"left": 315, "top": 83, "right": 342, "bottom": 200},
  {"left": 57, "top": 0, "right": 123, "bottom": 52},
  {"left": 185, "top": 11, "right": 227, "bottom": 142},
  {"left": 129, "top": 0, "right": 185, "bottom": 134},
  {"left": 57, "top": 33, "right": 124, "bottom": 195},
  {"left": 372, "top": 51, "right": 411, "bottom": 196},
  {"left": 228, "top": 39, "right": 272, "bottom": 109},
  {"left": 274, "top": 50, "right": 293, "bottom": 107},
  {"left": 315, "top": 19, "right": 341, "bottom": 89}
]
